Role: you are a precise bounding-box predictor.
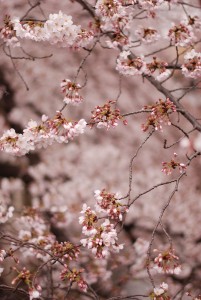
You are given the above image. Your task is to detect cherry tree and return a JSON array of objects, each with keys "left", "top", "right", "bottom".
[{"left": 0, "top": 0, "right": 201, "bottom": 299}]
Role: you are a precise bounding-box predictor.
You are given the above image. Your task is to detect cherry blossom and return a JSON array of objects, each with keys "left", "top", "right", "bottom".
[
  {"left": 142, "top": 98, "right": 176, "bottom": 132},
  {"left": 12, "top": 267, "right": 42, "bottom": 299},
  {"left": 11, "top": 11, "right": 93, "bottom": 48},
  {"left": 0, "top": 112, "right": 87, "bottom": 156},
  {"left": 94, "top": 189, "right": 128, "bottom": 221},
  {"left": 181, "top": 49, "right": 201, "bottom": 79},
  {"left": 60, "top": 267, "right": 87, "bottom": 292},
  {"left": 95, "top": 0, "right": 130, "bottom": 31},
  {"left": 51, "top": 241, "right": 80, "bottom": 262},
  {"left": 137, "top": 0, "right": 165, "bottom": 11},
  {"left": 150, "top": 282, "right": 170, "bottom": 300},
  {"left": 60, "top": 79, "right": 83, "bottom": 105},
  {"left": 0, "top": 15, "right": 20, "bottom": 47},
  {"left": 16, "top": 208, "right": 55, "bottom": 260},
  {"left": 135, "top": 26, "right": 160, "bottom": 44},
  {"left": 29, "top": 287, "right": 41, "bottom": 300},
  {"left": 168, "top": 22, "right": 195, "bottom": 47},
  {"left": 153, "top": 248, "right": 181, "bottom": 274},
  {"left": 80, "top": 218, "right": 124, "bottom": 258},
  {"left": 116, "top": 51, "right": 147, "bottom": 76},
  {"left": 90, "top": 100, "right": 127, "bottom": 129},
  {"left": 79, "top": 203, "right": 98, "bottom": 235},
  {"left": 161, "top": 152, "right": 186, "bottom": 175}
]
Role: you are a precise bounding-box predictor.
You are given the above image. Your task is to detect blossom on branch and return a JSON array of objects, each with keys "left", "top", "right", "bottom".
[
  {"left": 153, "top": 248, "right": 181, "bottom": 274},
  {"left": 0, "top": 15, "right": 20, "bottom": 47},
  {"left": 11, "top": 11, "right": 93, "bottom": 48},
  {"left": 17, "top": 208, "right": 55, "bottom": 260},
  {"left": 150, "top": 282, "right": 170, "bottom": 300},
  {"left": 181, "top": 49, "right": 201, "bottom": 79},
  {"left": 161, "top": 152, "right": 186, "bottom": 175},
  {"left": 94, "top": 189, "right": 128, "bottom": 221},
  {"left": 142, "top": 98, "right": 176, "bottom": 132},
  {"left": 79, "top": 190, "right": 127, "bottom": 258},
  {"left": 51, "top": 241, "right": 80, "bottom": 263},
  {"left": 61, "top": 79, "right": 83, "bottom": 105},
  {"left": 61, "top": 267, "right": 87, "bottom": 292},
  {"left": 168, "top": 22, "right": 195, "bottom": 47},
  {"left": 95, "top": 0, "right": 133, "bottom": 48},
  {"left": 0, "top": 112, "right": 87, "bottom": 156},
  {"left": 80, "top": 216, "right": 124, "bottom": 258},
  {"left": 146, "top": 57, "right": 171, "bottom": 81},
  {"left": 135, "top": 26, "right": 160, "bottom": 44},
  {"left": 12, "top": 267, "right": 42, "bottom": 299},
  {"left": 79, "top": 204, "right": 98, "bottom": 235},
  {"left": 116, "top": 51, "right": 147, "bottom": 76},
  {"left": 90, "top": 100, "right": 127, "bottom": 129}
]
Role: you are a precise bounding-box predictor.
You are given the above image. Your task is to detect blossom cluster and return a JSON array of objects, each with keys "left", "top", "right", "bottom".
[
  {"left": 116, "top": 51, "right": 147, "bottom": 76},
  {"left": 153, "top": 248, "right": 181, "bottom": 274},
  {"left": 136, "top": 0, "right": 179, "bottom": 18},
  {"left": 187, "top": 15, "right": 201, "bottom": 31},
  {"left": 1, "top": 4, "right": 200, "bottom": 53},
  {"left": 161, "top": 152, "right": 186, "bottom": 175},
  {"left": 135, "top": 26, "right": 160, "bottom": 44},
  {"left": 116, "top": 48, "right": 201, "bottom": 82},
  {"left": 0, "top": 15, "right": 20, "bottom": 47},
  {"left": 61, "top": 267, "right": 87, "bottom": 292},
  {"left": 116, "top": 52, "right": 171, "bottom": 81},
  {"left": 80, "top": 218, "right": 124, "bottom": 258},
  {"left": 181, "top": 49, "right": 201, "bottom": 79},
  {"left": 0, "top": 112, "right": 86, "bottom": 156},
  {"left": 10, "top": 11, "right": 93, "bottom": 48},
  {"left": 95, "top": 0, "right": 126, "bottom": 20},
  {"left": 51, "top": 241, "right": 80, "bottom": 262},
  {"left": 94, "top": 189, "right": 128, "bottom": 221},
  {"left": 146, "top": 57, "right": 171, "bottom": 81},
  {"left": 79, "top": 202, "right": 124, "bottom": 258},
  {"left": 60, "top": 79, "right": 83, "bottom": 105},
  {"left": 17, "top": 208, "right": 56, "bottom": 260},
  {"left": 168, "top": 22, "right": 195, "bottom": 47},
  {"left": 52, "top": 243, "right": 87, "bottom": 291},
  {"left": 95, "top": 0, "right": 132, "bottom": 47},
  {"left": 90, "top": 100, "right": 127, "bottom": 129},
  {"left": 138, "top": 0, "right": 167, "bottom": 11},
  {"left": 150, "top": 282, "right": 170, "bottom": 300},
  {"left": 12, "top": 267, "right": 42, "bottom": 300},
  {"left": 79, "top": 204, "right": 98, "bottom": 233},
  {"left": 141, "top": 98, "right": 176, "bottom": 132}
]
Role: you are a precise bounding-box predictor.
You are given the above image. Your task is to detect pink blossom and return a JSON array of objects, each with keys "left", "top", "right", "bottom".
[
  {"left": 182, "top": 49, "right": 201, "bottom": 79},
  {"left": 11, "top": 11, "right": 93, "bottom": 49},
  {"left": 168, "top": 22, "right": 196, "bottom": 47},
  {"left": 135, "top": 26, "right": 160, "bottom": 44},
  {"left": 116, "top": 51, "right": 147, "bottom": 76}
]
